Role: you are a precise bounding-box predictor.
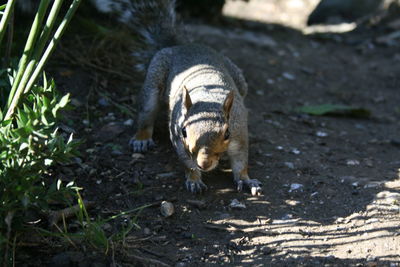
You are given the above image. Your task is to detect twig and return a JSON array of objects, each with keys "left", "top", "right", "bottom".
[
  {"left": 48, "top": 200, "right": 95, "bottom": 225},
  {"left": 139, "top": 247, "right": 166, "bottom": 258},
  {"left": 204, "top": 223, "right": 244, "bottom": 233},
  {"left": 111, "top": 241, "right": 116, "bottom": 267},
  {"left": 204, "top": 223, "right": 278, "bottom": 235},
  {"left": 125, "top": 250, "right": 171, "bottom": 267},
  {"left": 53, "top": 223, "right": 78, "bottom": 249}
]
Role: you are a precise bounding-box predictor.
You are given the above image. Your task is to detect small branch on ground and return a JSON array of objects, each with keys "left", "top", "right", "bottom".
[{"left": 48, "top": 200, "right": 95, "bottom": 226}]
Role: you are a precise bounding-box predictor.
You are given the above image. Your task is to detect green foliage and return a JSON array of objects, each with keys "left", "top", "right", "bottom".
[
  {"left": 0, "top": 70, "right": 80, "bottom": 259},
  {"left": 0, "top": 0, "right": 82, "bottom": 263},
  {"left": 296, "top": 104, "right": 371, "bottom": 118}
]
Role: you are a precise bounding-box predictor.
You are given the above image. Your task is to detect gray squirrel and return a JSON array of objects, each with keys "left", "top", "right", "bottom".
[{"left": 93, "top": 0, "right": 262, "bottom": 195}]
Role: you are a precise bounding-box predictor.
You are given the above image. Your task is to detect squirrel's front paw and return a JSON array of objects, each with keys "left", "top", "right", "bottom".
[
  {"left": 185, "top": 179, "right": 208, "bottom": 194},
  {"left": 236, "top": 179, "right": 262, "bottom": 196},
  {"left": 129, "top": 138, "right": 155, "bottom": 153}
]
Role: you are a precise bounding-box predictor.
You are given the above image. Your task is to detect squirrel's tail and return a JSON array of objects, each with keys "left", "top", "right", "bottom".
[{"left": 92, "top": 0, "right": 181, "bottom": 71}]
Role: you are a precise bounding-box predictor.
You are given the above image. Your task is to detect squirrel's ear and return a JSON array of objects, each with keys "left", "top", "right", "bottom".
[
  {"left": 223, "top": 91, "right": 234, "bottom": 118},
  {"left": 183, "top": 86, "right": 192, "bottom": 111}
]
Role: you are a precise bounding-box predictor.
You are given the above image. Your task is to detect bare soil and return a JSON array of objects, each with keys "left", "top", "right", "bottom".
[{"left": 19, "top": 2, "right": 400, "bottom": 267}]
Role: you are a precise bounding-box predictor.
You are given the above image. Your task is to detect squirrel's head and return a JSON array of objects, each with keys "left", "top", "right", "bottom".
[{"left": 180, "top": 86, "right": 234, "bottom": 172}]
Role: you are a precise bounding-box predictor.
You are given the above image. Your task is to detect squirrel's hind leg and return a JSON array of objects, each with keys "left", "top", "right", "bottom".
[
  {"left": 228, "top": 139, "right": 262, "bottom": 196},
  {"left": 129, "top": 49, "right": 172, "bottom": 152}
]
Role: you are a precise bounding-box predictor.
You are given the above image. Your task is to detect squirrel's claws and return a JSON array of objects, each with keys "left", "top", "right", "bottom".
[
  {"left": 236, "top": 179, "right": 262, "bottom": 196},
  {"left": 185, "top": 179, "right": 208, "bottom": 194},
  {"left": 129, "top": 138, "right": 155, "bottom": 153}
]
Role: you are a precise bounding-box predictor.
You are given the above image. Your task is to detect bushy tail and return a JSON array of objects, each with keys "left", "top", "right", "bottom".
[{"left": 91, "top": 0, "right": 181, "bottom": 71}]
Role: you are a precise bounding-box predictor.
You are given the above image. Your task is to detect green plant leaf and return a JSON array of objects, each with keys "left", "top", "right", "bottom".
[
  {"left": 295, "top": 104, "right": 371, "bottom": 118},
  {"left": 19, "top": 143, "right": 29, "bottom": 152},
  {"left": 58, "top": 94, "right": 70, "bottom": 108}
]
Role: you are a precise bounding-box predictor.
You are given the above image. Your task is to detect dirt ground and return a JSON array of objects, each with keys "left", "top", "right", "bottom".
[{"left": 19, "top": 1, "right": 400, "bottom": 266}]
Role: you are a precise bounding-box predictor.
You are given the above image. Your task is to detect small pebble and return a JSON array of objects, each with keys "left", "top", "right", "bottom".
[
  {"left": 289, "top": 183, "right": 303, "bottom": 192},
  {"left": 160, "top": 201, "right": 175, "bottom": 217},
  {"left": 229, "top": 199, "right": 246, "bottom": 209},
  {"left": 291, "top": 148, "right": 301, "bottom": 155},
  {"left": 282, "top": 72, "right": 296, "bottom": 80},
  {"left": 98, "top": 98, "right": 110, "bottom": 107},
  {"left": 143, "top": 227, "right": 151, "bottom": 235},
  {"left": 347, "top": 159, "right": 360, "bottom": 166},
  {"left": 316, "top": 131, "right": 328, "bottom": 137},
  {"left": 284, "top": 162, "right": 295, "bottom": 169},
  {"left": 123, "top": 119, "right": 134, "bottom": 126}
]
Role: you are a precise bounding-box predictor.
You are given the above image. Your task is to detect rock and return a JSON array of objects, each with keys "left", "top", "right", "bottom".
[
  {"left": 316, "top": 131, "right": 328, "bottom": 137},
  {"left": 267, "top": 78, "right": 275, "bottom": 84},
  {"left": 123, "top": 119, "right": 134, "bottom": 126},
  {"left": 285, "top": 200, "right": 301, "bottom": 206},
  {"left": 98, "top": 97, "right": 110, "bottom": 107},
  {"left": 284, "top": 162, "right": 295, "bottom": 169},
  {"left": 364, "top": 181, "right": 385, "bottom": 189},
  {"left": 346, "top": 159, "right": 360, "bottom": 166},
  {"left": 290, "top": 148, "right": 301, "bottom": 155},
  {"left": 282, "top": 72, "right": 296, "bottom": 80},
  {"left": 143, "top": 227, "right": 151, "bottom": 235},
  {"left": 229, "top": 199, "right": 246, "bottom": 209},
  {"left": 160, "top": 201, "right": 175, "bottom": 217},
  {"left": 256, "top": 90, "right": 264, "bottom": 96},
  {"left": 289, "top": 183, "right": 303, "bottom": 192}
]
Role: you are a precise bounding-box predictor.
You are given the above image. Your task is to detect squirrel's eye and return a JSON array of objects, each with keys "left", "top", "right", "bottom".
[
  {"left": 182, "top": 127, "right": 187, "bottom": 138},
  {"left": 224, "top": 129, "right": 230, "bottom": 140}
]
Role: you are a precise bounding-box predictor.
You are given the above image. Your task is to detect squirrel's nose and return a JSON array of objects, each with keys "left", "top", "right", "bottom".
[{"left": 197, "top": 161, "right": 211, "bottom": 171}]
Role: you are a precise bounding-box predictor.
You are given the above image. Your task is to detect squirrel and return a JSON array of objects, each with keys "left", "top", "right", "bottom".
[{"left": 92, "top": 0, "right": 262, "bottom": 195}]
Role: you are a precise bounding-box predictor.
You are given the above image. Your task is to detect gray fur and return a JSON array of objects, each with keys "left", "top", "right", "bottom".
[{"left": 92, "top": 0, "right": 261, "bottom": 194}]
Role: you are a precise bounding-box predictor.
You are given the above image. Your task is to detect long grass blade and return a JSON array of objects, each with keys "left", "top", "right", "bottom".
[
  {"left": 6, "top": 0, "right": 50, "bottom": 107},
  {"left": 0, "top": 0, "right": 16, "bottom": 45},
  {"left": 5, "top": 0, "right": 81, "bottom": 120},
  {"left": 25, "top": 0, "right": 82, "bottom": 93}
]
